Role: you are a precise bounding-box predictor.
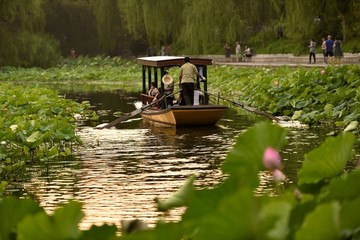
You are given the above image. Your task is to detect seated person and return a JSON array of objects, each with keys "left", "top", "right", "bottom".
[
  {"left": 148, "top": 82, "right": 160, "bottom": 108},
  {"left": 243, "top": 46, "right": 253, "bottom": 62},
  {"left": 148, "top": 82, "right": 160, "bottom": 99}
]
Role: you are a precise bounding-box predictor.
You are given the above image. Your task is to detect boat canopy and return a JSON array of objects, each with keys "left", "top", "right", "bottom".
[{"left": 137, "top": 56, "right": 212, "bottom": 104}]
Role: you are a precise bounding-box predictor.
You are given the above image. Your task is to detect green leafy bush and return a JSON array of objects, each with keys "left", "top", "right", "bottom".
[
  {"left": 209, "top": 64, "right": 360, "bottom": 127},
  {"left": 0, "top": 84, "right": 95, "bottom": 182}
]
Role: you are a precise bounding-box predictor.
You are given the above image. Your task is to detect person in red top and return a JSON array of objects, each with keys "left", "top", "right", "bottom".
[
  {"left": 179, "top": 57, "right": 205, "bottom": 105},
  {"left": 70, "top": 48, "right": 77, "bottom": 59}
]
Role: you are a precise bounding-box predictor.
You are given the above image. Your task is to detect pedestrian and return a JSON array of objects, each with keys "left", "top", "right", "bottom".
[
  {"left": 224, "top": 42, "right": 231, "bottom": 62},
  {"left": 325, "top": 35, "right": 334, "bottom": 64},
  {"left": 179, "top": 56, "right": 205, "bottom": 105},
  {"left": 308, "top": 39, "right": 316, "bottom": 64},
  {"left": 165, "top": 44, "right": 172, "bottom": 55},
  {"left": 70, "top": 48, "right": 76, "bottom": 59},
  {"left": 235, "top": 41, "right": 242, "bottom": 62},
  {"left": 147, "top": 46, "right": 152, "bottom": 56},
  {"left": 160, "top": 45, "right": 165, "bottom": 56},
  {"left": 243, "top": 45, "right": 253, "bottom": 62},
  {"left": 333, "top": 36, "right": 343, "bottom": 64},
  {"left": 321, "top": 38, "right": 326, "bottom": 63}
]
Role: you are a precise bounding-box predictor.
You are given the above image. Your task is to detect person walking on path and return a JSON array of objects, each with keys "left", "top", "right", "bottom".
[
  {"left": 325, "top": 35, "right": 334, "bottom": 63},
  {"left": 224, "top": 42, "right": 231, "bottom": 62},
  {"left": 321, "top": 38, "right": 327, "bottom": 63},
  {"left": 308, "top": 39, "right": 316, "bottom": 64},
  {"left": 179, "top": 56, "right": 205, "bottom": 105},
  {"left": 235, "top": 41, "right": 242, "bottom": 62},
  {"left": 333, "top": 37, "right": 343, "bottom": 64}
]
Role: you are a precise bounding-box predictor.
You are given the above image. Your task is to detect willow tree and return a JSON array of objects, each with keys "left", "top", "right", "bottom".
[
  {"left": 178, "top": 0, "right": 240, "bottom": 54},
  {"left": 90, "top": 0, "right": 123, "bottom": 55},
  {"left": 117, "top": 0, "right": 183, "bottom": 50},
  {"left": 0, "top": 0, "right": 60, "bottom": 67}
]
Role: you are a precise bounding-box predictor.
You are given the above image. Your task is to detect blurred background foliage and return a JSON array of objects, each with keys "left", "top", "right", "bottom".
[{"left": 1, "top": 0, "right": 360, "bottom": 68}]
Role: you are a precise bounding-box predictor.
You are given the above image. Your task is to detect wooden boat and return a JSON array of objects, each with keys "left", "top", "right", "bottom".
[{"left": 137, "top": 56, "right": 227, "bottom": 127}]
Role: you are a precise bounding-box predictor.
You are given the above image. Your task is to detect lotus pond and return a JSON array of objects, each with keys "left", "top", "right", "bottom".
[
  {"left": 1, "top": 58, "right": 360, "bottom": 238},
  {"left": 3, "top": 84, "right": 358, "bottom": 231}
]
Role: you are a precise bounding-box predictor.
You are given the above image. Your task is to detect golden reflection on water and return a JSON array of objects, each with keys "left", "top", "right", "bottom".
[
  {"left": 20, "top": 120, "right": 331, "bottom": 232},
  {"left": 26, "top": 127, "right": 226, "bottom": 231}
]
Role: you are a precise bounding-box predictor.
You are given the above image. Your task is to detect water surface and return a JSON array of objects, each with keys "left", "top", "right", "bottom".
[{"left": 8, "top": 88, "right": 346, "bottom": 231}]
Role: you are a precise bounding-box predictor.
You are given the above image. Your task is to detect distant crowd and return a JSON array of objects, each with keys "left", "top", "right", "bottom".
[
  {"left": 147, "top": 44, "right": 172, "bottom": 56},
  {"left": 222, "top": 34, "right": 343, "bottom": 64},
  {"left": 224, "top": 41, "right": 253, "bottom": 62}
]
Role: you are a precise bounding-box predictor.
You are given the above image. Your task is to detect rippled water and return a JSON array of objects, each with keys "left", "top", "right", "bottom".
[{"left": 7, "top": 89, "right": 347, "bottom": 231}]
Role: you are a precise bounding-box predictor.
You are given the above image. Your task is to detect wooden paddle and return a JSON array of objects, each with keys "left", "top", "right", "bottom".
[
  {"left": 201, "top": 90, "right": 279, "bottom": 121},
  {"left": 97, "top": 95, "right": 165, "bottom": 129}
]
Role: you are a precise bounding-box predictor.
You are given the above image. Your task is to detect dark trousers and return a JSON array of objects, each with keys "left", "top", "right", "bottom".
[
  {"left": 181, "top": 82, "right": 194, "bottom": 105},
  {"left": 309, "top": 52, "right": 316, "bottom": 63}
]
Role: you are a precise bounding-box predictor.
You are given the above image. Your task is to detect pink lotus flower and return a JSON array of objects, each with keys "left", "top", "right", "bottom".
[
  {"left": 273, "top": 169, "right": 286, "bottom": 182},
  {"left": 263, "top": 147, "right": 282, "bottom": 170},
  {"left": 74, "top": 113, "right": 82, "bottom": 121},
  {"left": 321, "top": 69, "right": 326, "bottom": 75}
]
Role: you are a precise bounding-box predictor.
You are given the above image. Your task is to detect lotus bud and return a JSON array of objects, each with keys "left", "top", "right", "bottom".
[
  {"left": 273, "top": 80, "right": 279, "bottom": 86},
  {"left": 74, "top": 113, "right": 82, "bottom": 120},
  {"left": 263, "top": 147, "right": 282, "bottom": 170},
  {"left": 273, "top": 169, "right": 286, "bottom": 182},
  {"left": 10, "top": 125, "right": 18, "bottom": 132},
  {"left": 321, "top": 69, "right": 326, "bottom": 75}
]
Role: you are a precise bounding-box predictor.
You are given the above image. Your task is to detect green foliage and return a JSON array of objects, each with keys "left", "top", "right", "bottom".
[
  {"left": 1, "top": 122, "right": 359, "bottom": 239},
  {"left": 0, "top": 84, "right": 95, "bottom": 182},
  {"left": 298, "top": 132, "right": 355, "bottom": 186},
  {"left": 209, "top": 64, "right": 360, "bottom": 127},
  {"left": 90, "top": 0, "right": 122, "bottom": 54},
  {"left": 0, "top": 56, "right": 142, "bottom": 92},
  {"left": 0, "top": 0, "right": 61, "bottom": 68}
]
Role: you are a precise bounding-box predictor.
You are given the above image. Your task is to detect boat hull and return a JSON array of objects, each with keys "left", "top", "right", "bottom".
[{"left": 141, "top": 105, "right": 227, "bottom": 127}]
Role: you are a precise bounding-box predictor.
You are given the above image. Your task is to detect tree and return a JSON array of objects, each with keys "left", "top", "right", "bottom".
[
  {"left": 0, "top": 0, "right": 60, "bottom": 67},
  {"left": 90, "top": 0, "right": 123, "bottom": 55}
]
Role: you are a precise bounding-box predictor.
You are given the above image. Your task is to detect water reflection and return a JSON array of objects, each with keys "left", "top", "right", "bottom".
[{"left": 8, "top": 87, "right": 344, "bottom": 231}]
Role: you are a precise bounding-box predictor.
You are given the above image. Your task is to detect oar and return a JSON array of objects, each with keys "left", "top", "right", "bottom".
[
  {"left": 200, "top": 90, "right": 279, "bottom": 121},
  {"left": 96, "top": 95, "right": 166, "bottom": 129}
]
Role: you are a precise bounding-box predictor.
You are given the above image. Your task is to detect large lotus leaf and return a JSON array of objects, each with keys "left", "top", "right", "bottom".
[
  {"left": 222, "top": 121, "right": 287, "bottom": 186},
  {"left": 319, "top": 169, "right": 360, "bottom": 202},
  {"left": 17, "top": 201, "right": 84, "bottom": 240},
  {"left": 119, "top": 222, "right": 183, "bottom": 240},
  {"left": 298, "top": 132, "right": 355, "bottom": 186},
  {"left": 25, "top": 131, "right": 43, "bottom": 148},
  {"left": 189, "top": 188, "right": 262, "bottom": 240},
  {"left": 295, "top": 202, "right": 341, "bottom": 240},
  {"left": 155, "top": 175, "right": 195, "bottom": 212},
  {"left": 340, "top": 196, "right": 360, "bottom": 237},
  {"left": 79, "top": 224, "right": 118, "bottom": 240},
  {"left": 258, "top": 199, "right": 293, "bottom": 240},
  {"left": 0, "top": 198, "right": 43, "bottom": 240}
]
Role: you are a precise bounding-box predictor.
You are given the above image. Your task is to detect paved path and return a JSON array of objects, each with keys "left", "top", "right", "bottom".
[{"left": 205, "top": 54, "right": 360, "bottom": 67}]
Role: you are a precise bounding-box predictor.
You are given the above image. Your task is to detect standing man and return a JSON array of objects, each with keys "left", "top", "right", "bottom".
[
  {"left": 325, "top": 35, "right": 334, "bottom": 63},
  {"left": 321, "top": 37, "right": 327, "bottom": 63},
  {"left": 179, "top": 56, "right": 205, "bottom": 105},
  {"left": 235, "top": 41, "right": 242, "bottom": 62},
  {"left": 308, "top": 39, "right": 316, "bottom": 64}
]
